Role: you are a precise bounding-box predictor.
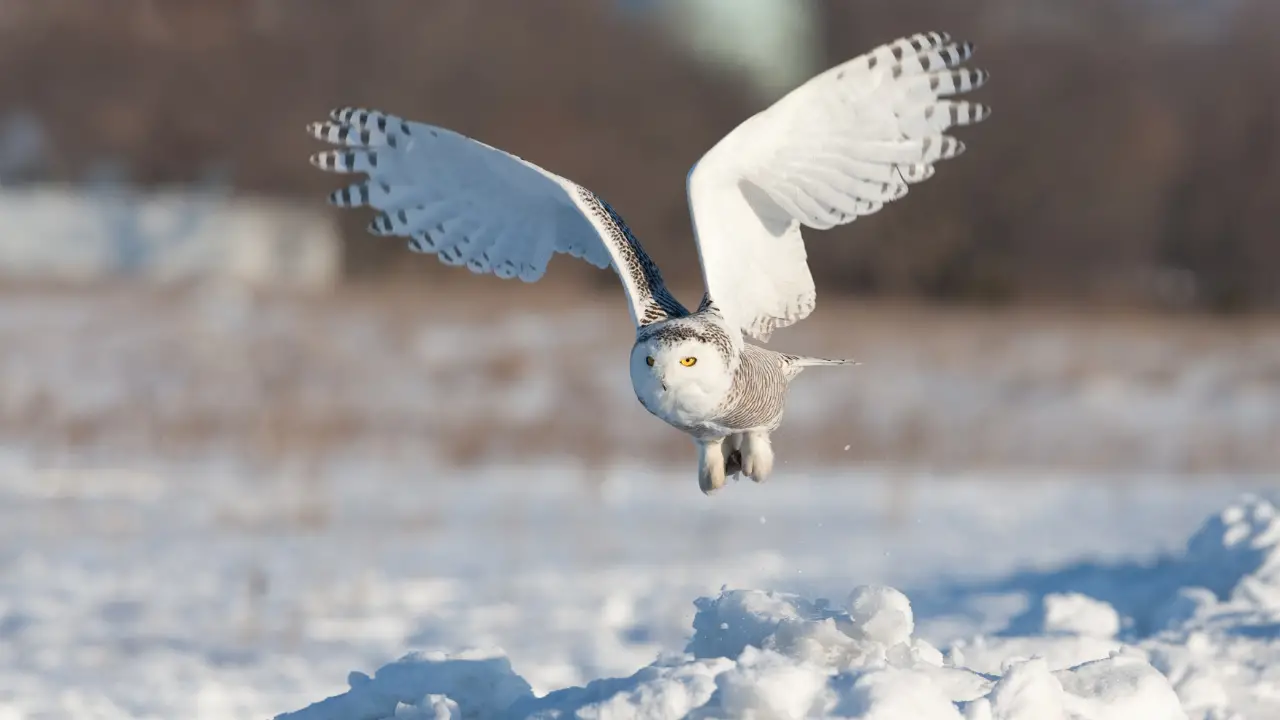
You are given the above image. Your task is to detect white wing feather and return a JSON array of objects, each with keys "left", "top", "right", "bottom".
[
  {"left": 686, "top": 32, "right": 991, "bottom": 340},
  {"left": 308, "top": 108, "right": 686, "bottom": 328}
]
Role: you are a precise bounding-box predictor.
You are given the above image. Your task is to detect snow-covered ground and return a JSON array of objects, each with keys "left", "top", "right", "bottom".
[
  {"left": 2, "top": 284, "right": 1277, "bottom": 718},
  {"left": 0, "top": 447, "right": 1276, "bottom": 719}
]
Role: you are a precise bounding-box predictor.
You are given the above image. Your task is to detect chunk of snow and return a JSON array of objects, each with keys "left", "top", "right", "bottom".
[
  {"left": 982, "top": 657, "right": 1068, "bottom": 720},
  {"left": 709, "top": 646, "right": 835, "bottom": 718},
  {"left": 276, "top": 649, "right": 531, "bottom": 720},
  {"left": 1057, "top": 653, "right": 1185, "bottom": 720},
  {"left": 1041, "top": 593, "right": 1121, "bottom": 638},
  {"left": 846, "top": 585, "right": 915, "bottom": 646}
]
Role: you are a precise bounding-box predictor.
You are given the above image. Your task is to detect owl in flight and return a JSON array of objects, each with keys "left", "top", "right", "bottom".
[{"left": 308, "top": 32, "right": 989, "bottom": 494}]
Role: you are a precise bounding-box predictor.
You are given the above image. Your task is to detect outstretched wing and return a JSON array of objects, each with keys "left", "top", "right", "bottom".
[
  {"left": 308, "top": 108, "right": 687, "bottom": 328},
  {"left": 686, "top": 32, "right": 991, "bottom": 340}
]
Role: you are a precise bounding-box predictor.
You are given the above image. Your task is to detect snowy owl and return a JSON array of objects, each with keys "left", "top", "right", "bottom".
[{"left": 308, "top": 32, "right": 990, "bottom": 494}]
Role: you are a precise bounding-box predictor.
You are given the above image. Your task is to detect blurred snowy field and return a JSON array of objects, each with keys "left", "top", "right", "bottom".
[
  {"left": 1, "top": 448, "right": 1276, "bottom": 719},
  {"left": 2, "top": 282, "right": 1277, "bottom": 474}
]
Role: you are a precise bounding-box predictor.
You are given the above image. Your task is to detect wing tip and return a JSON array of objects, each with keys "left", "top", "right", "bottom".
[
  {"left": 517, "top": 263, "right": 545, "bottom": 283},
  {"left": 308, "top": 151, "right": 333, "bottom": 171},
  {"left": 494, "top": 261, "right": 519, "bottom": 280},
  {"left": 308, "top": 108, "right": 415, "bottom": 150}
]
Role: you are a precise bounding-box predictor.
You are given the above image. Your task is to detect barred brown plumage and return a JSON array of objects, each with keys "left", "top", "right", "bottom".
[{"left": 713, "top": 344, "right": 793, "bottom": 432}]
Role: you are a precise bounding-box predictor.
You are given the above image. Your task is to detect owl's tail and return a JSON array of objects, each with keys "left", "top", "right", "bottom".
[
  {"left": 791, "top": 356, "right": 857, "bottom": 367},
  {"left": 783, "top": 354, "right": 859, "bottom": 379}
]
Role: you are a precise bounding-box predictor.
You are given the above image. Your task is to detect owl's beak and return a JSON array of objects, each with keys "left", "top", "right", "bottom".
[{"left": 653, "top": 367, "right": 667, "bottom": 391}]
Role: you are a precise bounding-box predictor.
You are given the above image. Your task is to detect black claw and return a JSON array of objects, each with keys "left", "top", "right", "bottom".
[{"left": 724, "top": 450, "right": 743, "bottom": 477}]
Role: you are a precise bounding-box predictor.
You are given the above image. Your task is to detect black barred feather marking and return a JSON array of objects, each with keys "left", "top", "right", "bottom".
[
  {"left": 927, "top": 68, "right": 990, "bottom": 96},
  {"left": 575, "top": 187, "right": 687, "bottom": 326},
  {"left": 926, "top": 136, "right": 965, "bottom": 162},
  {"left": 329, "top": 181, "right": 372, "bottom": 208},
  {"left": 494, "top": 260, "right": 518, "bottom": 279},
  {"left": 636, "top": 317, "right": 735, "bottom": 367},
  {"left": 439, "top": 244, "right": 465, "bottom": 266},
  {"left": 329, "top": 180, "right": 413, "bottom": 210},
  {"left": 859, "top": 31, "right": 952, "bottom": 74},
  {"left": 308, "top": 108, "right": 413, "bottom": 150},
  {"left": 925, "top": 100, "right": 990, "bottom": 127},
  {"left": 309, "top": 148, "right": 379, "bottom": 174},
  {"left": 407, "top": 225, "right": 444, "bottom": 255},
  {"left": 457, "top": 222, "right": 503, "bottom": 273}
]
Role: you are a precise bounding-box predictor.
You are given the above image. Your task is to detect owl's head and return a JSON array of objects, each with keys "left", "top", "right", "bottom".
[{"left": 629, "top": 322, "right": 733, "bottom": 416}]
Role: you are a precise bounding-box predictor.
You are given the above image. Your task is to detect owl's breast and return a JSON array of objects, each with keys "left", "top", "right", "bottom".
[
  {"left": 631, "top": 367, "right": 729, "bottom": 435},
  {"left": 633, "top": 380, "right": 723, "bottom": 431}
]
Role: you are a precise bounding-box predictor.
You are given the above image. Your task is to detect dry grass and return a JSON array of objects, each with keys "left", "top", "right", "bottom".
[{"left": 2, "top": 279, "right": 1277, "bottom": 477}]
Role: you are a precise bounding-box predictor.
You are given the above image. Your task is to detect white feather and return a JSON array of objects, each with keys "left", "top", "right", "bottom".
[
  {"left": 686, "top": 32, "right": 991, "bottom": 340},
  {"left": 307, "top": 109, "right": 674, "bottom": 328}
]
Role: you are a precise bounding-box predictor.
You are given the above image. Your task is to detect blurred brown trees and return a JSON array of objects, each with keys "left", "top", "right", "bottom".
[
  {"left": 818, "top": 0, "right": 1280, "bottom": 312},
  {"left": 1, "top": 0, "right": 1277, "bottom": 312}
]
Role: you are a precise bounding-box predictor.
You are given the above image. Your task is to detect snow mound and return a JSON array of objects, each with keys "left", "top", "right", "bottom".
[
  {"left": 277, "top": 495, "right": 1280, "bottom": 720},
  {"left": 1145, "top": 495, "right": 1280, "bottom": 720},
  {"left": 277, "top": 585, "right": 1183, "bottom": 720},
  {"left": 1041, "top": 593, "right": 1122, "bottom": 639},
  {"left": 948, "top": 494, "right": 1280, "bottom": 720},
  {"left": 1178, "top": 493, "right": 1280, "bottom": 608}
]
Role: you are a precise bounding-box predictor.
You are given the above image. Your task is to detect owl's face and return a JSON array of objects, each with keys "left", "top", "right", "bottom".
[{"left": 629, "top": 335, "right": 731, "bottom": 426}]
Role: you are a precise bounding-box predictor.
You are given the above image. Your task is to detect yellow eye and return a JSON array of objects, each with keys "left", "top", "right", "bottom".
[
  {"left": 680, "top": 357, "right": 697, "bottom": 367},
  {"left": 645, "top": 356, "right": 655, "bottom": 367}
]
